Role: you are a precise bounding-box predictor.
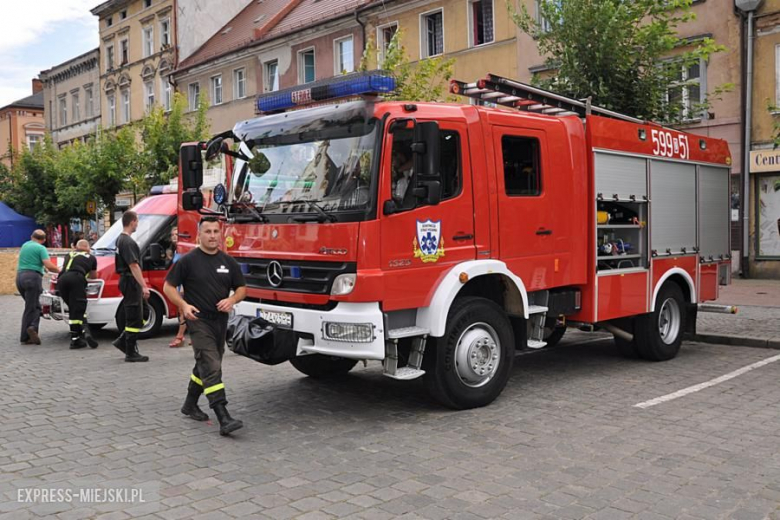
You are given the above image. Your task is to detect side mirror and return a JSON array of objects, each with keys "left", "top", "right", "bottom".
[
  {"left": 148, "top": 243, "right": 164, "bottom": 261},
  {"left": 180, "top": 143, "right": 203, "bottom": 189},
  {"left": 413, "top": 122, "right": 440, "bottom": 178},
  {"left": 205, "top": 137, "right": 224, "bottom": 161},
  {"left": 182, "top": 191, "right": 203, "bottom": 211},
  {"left": 383, "top": 199, "right": 398, "bottom": 215}
]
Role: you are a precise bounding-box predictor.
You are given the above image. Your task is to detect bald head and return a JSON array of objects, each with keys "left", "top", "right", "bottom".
[
  {"left": 76, "top": 239, "right": 90, "bottom": 252},
  {"left": 31, "top": 230, "right": 46, "bottom": 242}
]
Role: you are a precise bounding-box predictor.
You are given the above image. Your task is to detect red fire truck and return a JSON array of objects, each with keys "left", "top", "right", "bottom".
[
  {"left": 179, "top": 72, "right": 732, "bottom": 409},
  {"left": 41, "top": 191, "right": 181, "bottom": 338}
]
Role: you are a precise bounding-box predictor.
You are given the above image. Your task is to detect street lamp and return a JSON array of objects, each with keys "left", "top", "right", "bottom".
[{"left": 735, "top": 0, "right": 763, "bottom": 278}]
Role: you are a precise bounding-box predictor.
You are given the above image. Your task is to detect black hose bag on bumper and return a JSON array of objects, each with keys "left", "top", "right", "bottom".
[{"left": 226, "top": 313, "right": 298, "bottom": 365}]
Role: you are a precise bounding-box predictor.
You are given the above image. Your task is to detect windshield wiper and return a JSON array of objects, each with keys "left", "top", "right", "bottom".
[
  {"left": 92, "top": 247, "right": 116, "bottom": 252},
  {"left": 229, "top": 203, "right": 268, "bottom": 223},
  {"left": 289, "top": 199, "right": 338, "bottom": 223}
]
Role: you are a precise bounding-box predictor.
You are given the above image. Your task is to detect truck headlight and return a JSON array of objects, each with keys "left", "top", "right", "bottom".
[
  {"left": 322, "top": 322, "right": 374, "bottom": 343},
  {"left": 331, "top": 274, "right": 356, "bottom": 296}
]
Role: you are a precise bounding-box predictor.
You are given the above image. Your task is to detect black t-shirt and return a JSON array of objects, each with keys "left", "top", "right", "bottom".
[
  {"left": 116, "top": 233, "right": 140, "bottom": 275},
  {"left": 165, "top": 248, "right": 246, "bottom": 314},
  {"left": 61, "top": 251, "right": 97, "bottom": 277}
]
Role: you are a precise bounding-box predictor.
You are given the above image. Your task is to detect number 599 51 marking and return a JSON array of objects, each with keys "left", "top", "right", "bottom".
[{"left": 651, "top": 129, "right": 689, "bottom": 160}]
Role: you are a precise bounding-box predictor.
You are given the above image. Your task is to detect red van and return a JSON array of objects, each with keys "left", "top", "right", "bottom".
[{"left": 40, "top": 193, "right": 180, "bottom": 338}]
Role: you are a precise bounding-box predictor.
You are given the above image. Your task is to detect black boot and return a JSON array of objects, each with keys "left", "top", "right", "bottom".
[
  {"left": 112, "top": 332, "right": 126, "bottom": 353},
  {"left": 181, "top": 391, "right": 209, "bottom": 421},
  {"left": 70, "top": 337, "right": 88, "bottom": 349},
  {"left": 124, "top": 336, "right": 149, "bottom": 362},
  {"left": 83, "top": 322, "right": 99, "bottom": 349},
  {"left": 213, "top": 404, "right": 243, "bottom": 436}
]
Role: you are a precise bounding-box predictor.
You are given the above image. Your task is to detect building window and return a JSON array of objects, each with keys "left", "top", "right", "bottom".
[
  {"left": 144, "top": 0, "right": 152, "bottom": 8},
  {"left": 211, "top": 75, "right": 223, "bottom": 105},
  {"left": 161, "top": 77, "right": 171, "bottom": 111},
  {"left": 106, "top": 16, "right": 113, "bottom": 27},
  {"left": 144, "top": 81, "right": 155, "bottom": 110},
  {"left": 120, "top": 10, "right": 127, "bottom": 20},
  {"left": 232, "top": 68, "right": 246, "bottom": 98},
  {"left": 106, "top": 45, "right": 114, "bottom": 70},
  {"left": 108, "top": 94, "right": 116, "bottom": 126},
  {"left": 160, "top": 18, "right": 170, "bottom": 47},
  {"left": 335, "top": 36, "right": 354, "bottom": 74},
  {"left": 666, "top": 59, "right": 705, "bottom": 120},
  {"left": 262, "top": 62, "right": 277, "bottom": 93},
  {"left": 121, "top": 89, "right": 130, "bottom": 123},
  {"left": 377, "top": 23, "right": 398, "bottom": 65},
  {"left": 85, "top": 87, "right": 93, "bottom": 118},
  {"left": 469, "top": 0, "right": 494, "bottom": 46},
  {"left": 72, "top": 93, "right": 80, "bottom": 122},
  {"left": 27, "top": 134, "right": 41, "bottom": 152},
  {"left": 143, "top": 26, "right": 154, "bottom": 57},
  {"left": 298, "top": 48, "right": 315, "bottom": 84},
  {"left": 421, "top": 10, "right": 444, "bottom": 58},
  {"left": 502, "top": 136, "right": 542, "bottom": 196},
  {"left": 535, "top": 0, "right": 553, "bottom": 32},
  {"left": 188, "top": 82, "right": 200, "bottom": 110},
  {"left": 776, "top": 44, "right": 780, "bottom": 106},
  {"left": 59, "top": 97, "right": 67, "bottom": 127},
  {"left": 120, "top": 39, "right": 129, "bottom": 65}
]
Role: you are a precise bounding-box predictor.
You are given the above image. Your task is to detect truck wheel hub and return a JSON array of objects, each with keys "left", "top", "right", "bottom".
[{"left": 454, "top": 323, "right": 500, "bottom": 388}]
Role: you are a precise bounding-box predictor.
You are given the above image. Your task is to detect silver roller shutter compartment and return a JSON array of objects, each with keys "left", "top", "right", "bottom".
[
  {"left": 651, "top": 160, "right": 696, "bottom": 255},
  {"left": 595, "top": 153, "right": 647, "bottom": 200},
  {"left": 698, "top": 166, "right": 730, "bottom": 261}
]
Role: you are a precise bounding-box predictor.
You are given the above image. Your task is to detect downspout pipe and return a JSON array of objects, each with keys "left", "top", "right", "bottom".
[{"left": 742, "top": 9, "right": 755, "bottom": 278}]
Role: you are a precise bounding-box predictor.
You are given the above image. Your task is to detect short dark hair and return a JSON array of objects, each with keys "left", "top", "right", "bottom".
[
  {"left": 122, "top": 211, "right": 138, "bottom": 227},
  {"left": 198, "top": 217, "right": 220, "bottom": 229}
]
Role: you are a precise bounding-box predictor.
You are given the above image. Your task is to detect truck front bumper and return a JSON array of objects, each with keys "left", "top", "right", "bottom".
[
  {"left": 40, "top": 292, "right": 121, "bottom": 326},
  {"left": 233, "top": 301, "right": 386, "bottom": 360}
]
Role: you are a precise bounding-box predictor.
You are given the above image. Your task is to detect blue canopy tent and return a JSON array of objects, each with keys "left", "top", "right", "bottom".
[{"left": 0, "top": 202, "right": 37, "bottom": 248}]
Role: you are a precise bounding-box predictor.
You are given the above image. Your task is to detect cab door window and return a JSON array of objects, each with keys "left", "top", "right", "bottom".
[
  {"left": 390, "top": 127, "right": 461, "bottom": 209},
  {"left": 502, "top": 136, "right": 541, "bottom": 196}
]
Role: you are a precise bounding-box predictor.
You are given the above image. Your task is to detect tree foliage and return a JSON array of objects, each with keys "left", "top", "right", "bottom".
[
  {"left": 509, "top": 0, "right": 729, "bottom": 123},
  {"left": 361, "top": 29, "right": 456, "bottom": 102}
]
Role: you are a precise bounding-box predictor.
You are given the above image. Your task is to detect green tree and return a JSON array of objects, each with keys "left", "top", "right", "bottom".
[
  {"left": 140, "top": 92, "right": 210, "bottom": 191},
  {"left": 509, "top": 0, "right": 728, "bottom": 123},
  {"left": 360, "top": 30, "right": 456, "bottom": 102}
]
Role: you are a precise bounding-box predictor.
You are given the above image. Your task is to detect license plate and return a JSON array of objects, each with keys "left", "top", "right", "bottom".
[{"left": 256, "top": 308, "right": 293, "bottom": 328}]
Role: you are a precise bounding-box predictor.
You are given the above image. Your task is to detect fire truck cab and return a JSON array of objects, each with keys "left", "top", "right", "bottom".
[{"left": 180, "top": 72, "right": 731, "bottom": 409}]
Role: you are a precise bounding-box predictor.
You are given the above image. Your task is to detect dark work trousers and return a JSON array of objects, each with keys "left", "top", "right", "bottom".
[
  {"left": 16, "top": 270, "right": 43, "bottom": 342},
  {"left": 118, "top": 275, "right": 143, "bottom": 341},
  {"left": 58, "top": 272, "right": 87, "bottom": 339},
  {"left": 187, "top": 314, "right": 229, "bottom": 409}
]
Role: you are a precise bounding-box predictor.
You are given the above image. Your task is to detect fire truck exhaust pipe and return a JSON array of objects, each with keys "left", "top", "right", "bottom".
[
  {"left": 600, "top": 323, "right": 633, "bottom": 342},
  {"left": 698, "top": 304, "right": 738, "bottom": 315}
]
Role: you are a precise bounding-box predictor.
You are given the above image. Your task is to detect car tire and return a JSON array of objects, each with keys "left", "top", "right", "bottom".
[{"left": 423, "top": 297, "right": 514, "bottom": 410}]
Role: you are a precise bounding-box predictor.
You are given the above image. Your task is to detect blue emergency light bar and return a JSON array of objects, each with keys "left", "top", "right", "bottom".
[{"left": 256, "top": 70, "right": 395, "bottom": 113}]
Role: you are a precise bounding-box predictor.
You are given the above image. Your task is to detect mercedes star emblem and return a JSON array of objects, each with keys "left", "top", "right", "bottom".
[
  {"left": 271, "top": 228, "right": 279, "bottom": 239},
  {"left": 267, "top": 261, "right": 283, "bottom": 288}
]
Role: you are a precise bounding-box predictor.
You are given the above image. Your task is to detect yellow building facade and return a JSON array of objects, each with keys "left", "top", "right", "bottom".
[
  {"left": 363, "top": 0, "right": 519, "bottom": 93},
  {"left": 91, "top": 0, "right": 176, "bottom": 129}
]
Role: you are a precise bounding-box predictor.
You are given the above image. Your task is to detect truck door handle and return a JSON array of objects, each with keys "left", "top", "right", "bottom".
[
  {"left": 178, "top": 232, "right": 192, "bottom": 239},
  {"left": 452, "top": 234, "right": 474, "bottom": 241},
  {"left": 535, "top": 229, "right": 553, "bottom": 236}
]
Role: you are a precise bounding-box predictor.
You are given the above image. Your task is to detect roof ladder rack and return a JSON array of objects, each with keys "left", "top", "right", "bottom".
[{"left": 450, "top": 73, "right": 645, "bottom": 124}]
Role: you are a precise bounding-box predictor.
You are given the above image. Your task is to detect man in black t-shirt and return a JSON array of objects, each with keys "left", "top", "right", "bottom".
[
  {"left": 59, "top": 239, "right": 99, "bottom": 350},
  {"left": 113, "top": 210, "right": 150, "bottom": 362},
  {"left": 164, "top": 217, "right": 247, "bottom": 436}
]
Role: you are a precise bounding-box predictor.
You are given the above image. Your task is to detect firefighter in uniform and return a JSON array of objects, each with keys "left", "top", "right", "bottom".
[
  {"left": 58, "top": 239, "right": 99, "bottom": 349},
  {"left": 112, "top": 210, "right": 150, "bottom": 362},
  {"left": 163, "top": 217, "right": 246, "bottom": 436}
]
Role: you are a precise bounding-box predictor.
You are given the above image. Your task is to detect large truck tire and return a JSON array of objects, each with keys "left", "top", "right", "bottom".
[
  {"left": 115, "top": 296, "right": 165, "bottom": 339},
  {"left": 423, "top": 297, "right": 514, "bottom": 410},
  {"left": 634, "top": 283, "right": 686, "bottom": 361},
  {"left": 289, "top": 355, "right": 358, "bottom": 378}
]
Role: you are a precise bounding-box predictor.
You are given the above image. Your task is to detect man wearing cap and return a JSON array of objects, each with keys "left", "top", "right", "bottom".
[{"left": 16, "top": 230, "right": 59, "bottom": 345}]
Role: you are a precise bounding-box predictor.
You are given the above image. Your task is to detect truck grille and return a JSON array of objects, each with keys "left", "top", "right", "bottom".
[{"left": 241, "top": 259, "right": 356, "bottom": 295}]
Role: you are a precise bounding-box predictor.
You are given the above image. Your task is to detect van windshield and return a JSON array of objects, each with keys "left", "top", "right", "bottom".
[{"left": 92, "top": 214, "right": 170, "bottom": 256}]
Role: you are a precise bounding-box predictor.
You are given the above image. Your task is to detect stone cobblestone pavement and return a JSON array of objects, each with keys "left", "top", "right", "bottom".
[{"left": 2, "top": 295, "right": 780, "bottom": 519}]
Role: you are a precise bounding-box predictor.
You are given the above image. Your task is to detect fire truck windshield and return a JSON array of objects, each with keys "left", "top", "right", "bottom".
[{"left": 230, "top": 101, "right": 379, "bottom": 221}]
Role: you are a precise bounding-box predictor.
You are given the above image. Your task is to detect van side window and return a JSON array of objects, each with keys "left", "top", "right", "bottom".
[
  {"left": 390, "top": 128, "right": 461, "bottom": 207},
  {"left": 502, "top": 136, "right": 541, "bottom": 196}
]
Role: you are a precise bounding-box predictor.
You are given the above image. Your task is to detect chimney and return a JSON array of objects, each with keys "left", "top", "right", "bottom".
[{"left": 32, "top": 78, "right": 43, "bottom": 94}]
